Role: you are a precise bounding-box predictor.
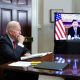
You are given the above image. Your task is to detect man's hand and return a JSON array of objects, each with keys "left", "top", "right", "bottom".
[
  {"left": 17, "top": 35, "right": 25, "bottom": 44},
  {"left": 24, "top": 53, "right": 31, "bottom": 56}
]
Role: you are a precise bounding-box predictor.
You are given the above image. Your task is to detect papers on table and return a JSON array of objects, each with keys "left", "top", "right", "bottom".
[
  {"left": 8, "top": 52, "right": 52, "bottom": 67},
  {"left": 8, "top": 61, "right": 31, "bottom": 67},
  {"left": 21, "top": 52, "right": 52, "bottom": 60}
]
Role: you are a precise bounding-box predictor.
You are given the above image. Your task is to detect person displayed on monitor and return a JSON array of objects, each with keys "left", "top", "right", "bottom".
[{"left": 67, "top": 20, "right": 80, "bottom": 40}]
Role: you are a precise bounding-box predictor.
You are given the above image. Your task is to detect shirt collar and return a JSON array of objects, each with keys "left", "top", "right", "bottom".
[{"left": 7, "top": 34, "right": 14, "bottom": 43}]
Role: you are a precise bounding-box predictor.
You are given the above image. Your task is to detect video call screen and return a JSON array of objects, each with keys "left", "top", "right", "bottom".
[{"left": 54, "top": 13, "right": 80, "bottom": 40}]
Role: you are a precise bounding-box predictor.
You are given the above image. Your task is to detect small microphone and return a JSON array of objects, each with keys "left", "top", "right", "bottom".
[{"left": 24, "top": 37, "right": 33, "bottom": 42}]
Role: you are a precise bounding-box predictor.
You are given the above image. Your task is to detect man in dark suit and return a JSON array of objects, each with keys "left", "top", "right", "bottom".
[
  {"left": 67, "top": 20, "right": 80, "bottom": 40},
  {"left": 0, "top": 21, "right": 39, "bottom": 80},
  {"left": 0, "top": 21, "right": 30, "bottom": 64}
]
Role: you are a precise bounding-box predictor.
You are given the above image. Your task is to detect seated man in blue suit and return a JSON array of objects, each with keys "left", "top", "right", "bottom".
[
  {"left": 67, "top": 20, "right": 80, "bottom": 40},
  {"left": 0, "top": 21, "right": 38, "bottom": 80}
]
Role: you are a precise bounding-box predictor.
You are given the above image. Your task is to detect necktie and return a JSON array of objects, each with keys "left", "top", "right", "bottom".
[
  {"left": 74, "top": 28, "right": 77, "bottom": 36},
  {"left": 13, "top": 41, "right": 16, "bottom": 49}
]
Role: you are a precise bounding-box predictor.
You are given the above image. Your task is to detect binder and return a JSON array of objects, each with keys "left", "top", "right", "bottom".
[{"left": 34, "top": 61, "right": 68, "bottom": 71}]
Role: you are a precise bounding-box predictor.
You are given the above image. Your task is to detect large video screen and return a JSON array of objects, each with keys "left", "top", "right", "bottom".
[{"left": 54, "top": 13, "right": 80, "bottom": 40}]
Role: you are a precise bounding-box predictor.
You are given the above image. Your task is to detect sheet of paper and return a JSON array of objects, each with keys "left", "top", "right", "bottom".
[
  {"left": 21, "top": 52, "right": 52, "bottom": 60},
  {"left": 8, "top": 61, "right": 31, "bottom": 67}
]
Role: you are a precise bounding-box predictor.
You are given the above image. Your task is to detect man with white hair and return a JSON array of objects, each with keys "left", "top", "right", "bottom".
[
  {"left": 0, "top": 21, "right": 30, "bottom": 64},
  {"left": 0, "top": 21, "right": 39, "bottom": 80}
]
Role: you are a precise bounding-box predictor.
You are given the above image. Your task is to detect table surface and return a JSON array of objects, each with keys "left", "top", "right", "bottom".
[{"left": 1, "top": 54, "right": 80, "bottom": 79}]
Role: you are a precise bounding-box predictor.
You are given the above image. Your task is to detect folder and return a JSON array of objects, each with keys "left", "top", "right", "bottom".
[
  {"left": 34, "top": 62, "right": 68, "bottom": 71},
  {"left": 21, "top": 52, "right": 52, "bottom": 60}
]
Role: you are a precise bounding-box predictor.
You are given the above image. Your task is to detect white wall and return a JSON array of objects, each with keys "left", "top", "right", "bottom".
[
  {"left": 44, "top": 0, "right": 73, "bottom": 24},
  {"left": 73, "top": 0, "right": 80, "bottom": 12}
]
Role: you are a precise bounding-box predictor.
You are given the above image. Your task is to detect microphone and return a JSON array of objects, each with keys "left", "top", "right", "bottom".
[{"left": 24, "top": 37, "right": 33, "bottom": 42}]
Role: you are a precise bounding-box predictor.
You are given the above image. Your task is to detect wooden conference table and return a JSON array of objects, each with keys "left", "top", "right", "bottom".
[{"left": 0, "top": 53, "right": 80, "bottom": 80}]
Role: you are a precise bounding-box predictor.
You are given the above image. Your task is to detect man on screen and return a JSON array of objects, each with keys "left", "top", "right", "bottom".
[{"left": 67, "top": 20, "right": 80, "bottom": 40}]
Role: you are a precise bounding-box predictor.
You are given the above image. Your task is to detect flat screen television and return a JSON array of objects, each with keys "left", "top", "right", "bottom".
[
  {"left": 54, "top": 13, "right": 80, "bottom": 54},
  {"left": 54, "top": 13, "right": 80, "bottom": 40}
]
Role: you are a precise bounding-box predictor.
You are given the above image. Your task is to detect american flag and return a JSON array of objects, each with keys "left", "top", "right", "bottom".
[{"left": 55, "top": 13, "right": 66, "bottom": 40}]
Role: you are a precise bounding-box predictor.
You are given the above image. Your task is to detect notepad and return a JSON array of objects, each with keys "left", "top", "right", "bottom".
[
  {"left": 34, "top": 62, "right": 68, "bottom": 71},
  {"left": 8, "top": 61, "right": 31, "bottom": 67},
  {"left": 21, "top": 52, "right": 52, "bottom": 60}
]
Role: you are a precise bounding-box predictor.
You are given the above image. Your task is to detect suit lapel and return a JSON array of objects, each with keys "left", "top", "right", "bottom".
[{"left": 5, "top": 34, "right": 13, "bottom": 48}]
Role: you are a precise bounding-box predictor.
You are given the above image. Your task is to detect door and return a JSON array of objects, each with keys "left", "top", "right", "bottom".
[{"left": 0, "top": 0, "right": 32, "bottom": 51}]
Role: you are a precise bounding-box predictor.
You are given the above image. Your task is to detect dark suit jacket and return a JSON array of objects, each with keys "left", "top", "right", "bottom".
[
  {"left": 68, "top": 26, "right": 80, "bottom": 37},
  {"left": 0, "top": 34, "right": 30, "bottom": 64},
  {"left": 0, "top": 35, "right": 39, "bottom": 80}
]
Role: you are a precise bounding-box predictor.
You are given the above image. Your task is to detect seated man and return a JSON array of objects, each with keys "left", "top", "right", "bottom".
[
  {"left": 0, "top": 21, "right": 31, "bottom": 64},
  {"left": 0, "top": 21, "right": 38, "bottom": 80},
  {"left": 67, "top": 20, "right": 80, "bottom": 40}
]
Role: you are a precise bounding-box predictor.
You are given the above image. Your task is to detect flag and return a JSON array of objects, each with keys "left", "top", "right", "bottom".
[{"left": 55, "top": 13, "right": 66, "bottom": 40}]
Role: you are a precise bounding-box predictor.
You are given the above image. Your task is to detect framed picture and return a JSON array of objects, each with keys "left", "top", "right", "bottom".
[{"left": 50, "top": 9, "right": 63, "bottom": 23}]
